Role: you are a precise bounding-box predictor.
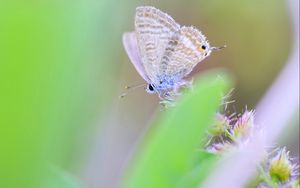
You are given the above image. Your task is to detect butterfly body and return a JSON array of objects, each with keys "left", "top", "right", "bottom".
[
  {"left": 145, "top": 73, "right": 184, "bottom": 96},
  {"left": 123, "top": 6, "right": 223, "bottom": 102}
]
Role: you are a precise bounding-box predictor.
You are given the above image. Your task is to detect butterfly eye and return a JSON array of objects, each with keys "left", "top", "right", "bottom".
[
  {"left": 201, "top": 45, "right": 206, "bottom": 50},
  {"left": 148, "top": 84, "right": 154, "bottom": 91}
]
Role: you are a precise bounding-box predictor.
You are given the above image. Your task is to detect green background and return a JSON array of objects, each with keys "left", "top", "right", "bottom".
[{"left": 0, "top": 0, "right": 297, "bottom": 188}]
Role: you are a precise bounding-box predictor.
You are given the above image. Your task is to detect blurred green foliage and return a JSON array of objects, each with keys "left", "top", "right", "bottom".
[
  {"left": 122, "top": 71, "right": 231, "bottom": 188},
  {"left": 176, "top": 151, "right": 218, "bottom": 188},
  {"left": 0, "top": 0, "right": 119, "bottom": 187},
  {"left": 44, "top": 165, "right": 82, "bottom": 188},
  {"left": 0, "top": 0, "right": 295, "bottom": 187}
]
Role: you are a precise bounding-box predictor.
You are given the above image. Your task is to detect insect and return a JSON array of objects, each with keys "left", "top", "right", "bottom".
[{"left": 122, "top": 6, "right": 225, "bottom": 104}]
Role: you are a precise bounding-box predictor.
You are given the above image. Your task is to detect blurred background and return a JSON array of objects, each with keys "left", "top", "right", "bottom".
[{"left": 0, "top": 0, "right": 298, "bottom": 188}]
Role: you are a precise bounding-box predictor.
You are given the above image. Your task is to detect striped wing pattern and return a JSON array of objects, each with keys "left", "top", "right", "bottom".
[
  {"left": 160, "top": 26, "right": 210, "bottom": 79},
  {"left": 135, "top": 6, "right": 180, "bottom": 82}
]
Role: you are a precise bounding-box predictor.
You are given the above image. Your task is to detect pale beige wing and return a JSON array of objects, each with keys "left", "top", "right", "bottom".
[
  {"left": 135, "top": 6, "right": 180, "bottom": 82},
  {"left": 159, "top": 26, "right": 212, "bottom": 79}
]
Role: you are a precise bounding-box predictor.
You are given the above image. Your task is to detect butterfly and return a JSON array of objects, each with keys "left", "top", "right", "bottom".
[{"left": 122, "top": 6, "right": 225, "bottom": 104}]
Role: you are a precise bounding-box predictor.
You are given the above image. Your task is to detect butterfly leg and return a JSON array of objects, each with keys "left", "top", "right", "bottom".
[
  {"left": 168, "top": 79, "right": 193, "bottom": 98},
  {"left": 182, "top": 79, "right": 194, "bottom": 90},
  {"left": 159, "top": 91, "right": 176, "bottom": 108},
  {"left": 159, "top": 91, "right": 175, "bottom": 101}
]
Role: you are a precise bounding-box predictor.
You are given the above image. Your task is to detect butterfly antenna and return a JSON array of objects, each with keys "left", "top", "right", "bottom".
[
  {"left": 119, "top": 83, "right": 147, "bottom": 99},
  {"left": 211, "top": 44, "right": 227, "bottom": 51}
]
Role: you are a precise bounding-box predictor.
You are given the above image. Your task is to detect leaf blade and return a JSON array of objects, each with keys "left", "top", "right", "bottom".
[{"left": 123, "top": 70, "right": 231, "bottom": 188}]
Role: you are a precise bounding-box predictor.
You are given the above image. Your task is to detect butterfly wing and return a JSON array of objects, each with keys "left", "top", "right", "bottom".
[
  {"left": 135, "top": 6, "right": 180, "bottom": 82},
  {"left": 122, "top": 32, "right": 150, "bottom": 83},
  {"left": 159, "top": 26, "right": 211, "bottom": 80}
]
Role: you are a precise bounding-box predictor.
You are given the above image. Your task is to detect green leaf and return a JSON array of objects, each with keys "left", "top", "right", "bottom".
[
  {"left": 176, "top": 150, "right": 219, "bottom": 188},
  {"left": 122, "top": 70, "right": 231, "bottom": 188}
]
